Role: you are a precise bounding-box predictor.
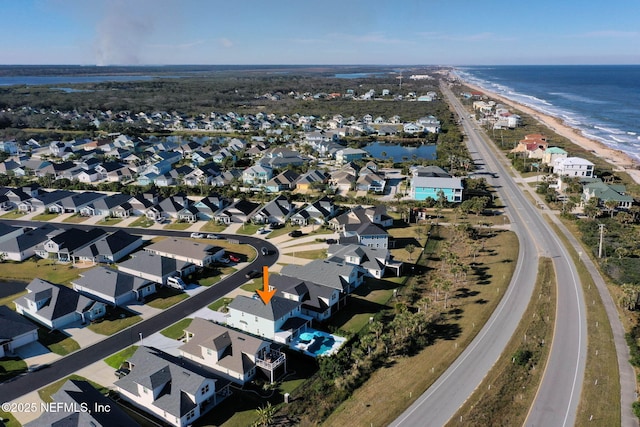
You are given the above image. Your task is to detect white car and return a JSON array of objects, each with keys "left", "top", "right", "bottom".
[
  {"left": 190, "top": 232, "right": 204, "bottom": 239},
  {"left": 206, "top": 234, "right": 221, "bottom": 239}
]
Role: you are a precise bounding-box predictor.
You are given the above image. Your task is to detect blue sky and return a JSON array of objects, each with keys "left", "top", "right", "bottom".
[{"left": 2, "top": 0, "right": 639, "bottom": 65}]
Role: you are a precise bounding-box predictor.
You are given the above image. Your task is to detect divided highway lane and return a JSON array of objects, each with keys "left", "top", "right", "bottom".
[
  {"left": 0, "top": 220, "right": 278, "bottom": 402},
  {"left": 392, "top": 85, "right": 587, "bottom": 426}
]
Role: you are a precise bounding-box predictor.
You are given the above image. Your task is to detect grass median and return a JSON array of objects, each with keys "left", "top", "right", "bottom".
[{"left": 447, "top": 257, "right": 555, "bottom": 426}]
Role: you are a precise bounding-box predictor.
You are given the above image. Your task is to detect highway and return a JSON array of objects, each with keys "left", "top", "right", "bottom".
[
  {"left": 0, "top": 220, "right": 278, "bottom": 403},
  {"left": 392, "top": 84, "right": 587, "bottom": 426}
]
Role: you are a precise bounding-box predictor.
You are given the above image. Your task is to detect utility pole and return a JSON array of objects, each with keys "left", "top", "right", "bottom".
[{"left": 598, "top": 223, "right": 605, "bottom": 258}]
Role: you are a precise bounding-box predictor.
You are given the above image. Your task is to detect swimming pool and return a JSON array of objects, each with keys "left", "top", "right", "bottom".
[{"left": 292, "top": 330, "right": 346, "bottom": 357}]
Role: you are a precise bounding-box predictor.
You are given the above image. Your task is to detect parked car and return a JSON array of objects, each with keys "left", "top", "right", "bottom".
[
  {"left": 190, "top": 232, "right": 204, "bottom": 239},
  {"left": 167, "top": 276, "right": 187, "bottom": 290},
  {"left": 288, "top": 230, "right": 302, "bottom": 237},
  {"left": 326, "top": 238, "right": 337, "bottom": 244},
  {"left": 245, "top": 269, "right": 260, "bottom": 279},
  {"left": 269, "top": 222, "right": 284, "bottom": 229},
  {"left": 228, "top": 254, "right": 240, "bottom": 262},
  {"left": 27, "top": 363, "right": 50, "bottom": 373},
  {"left": 258, "top": 227, "right": 270, "bottom": 234},
  {"left": 219, "top": 257, "right": 230, "bottom": 264}
]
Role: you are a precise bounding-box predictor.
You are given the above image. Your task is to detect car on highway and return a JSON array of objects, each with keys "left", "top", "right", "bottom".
[
  {"left": 261, "top": 247, "right": 270, "bottom": 256},
  {"left": 206, "top": 234, "right": 221, "bottom": 239},
  {"left": 190, "top": 232, "right": 204, "bottom": 239}
]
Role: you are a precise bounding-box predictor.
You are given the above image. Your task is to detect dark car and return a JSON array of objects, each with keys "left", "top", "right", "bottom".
[
  {"left": 326, "top": 238, "right": 337, "bottom": 244},
  {"left": 261, "top": 247, "right": 270, "bottom": 256},
  {"left": 288, "top": 230, "right": 302, "bottom": 237},
  {"left": 245, "top": 269, "right": 260, "bottom": 279}
]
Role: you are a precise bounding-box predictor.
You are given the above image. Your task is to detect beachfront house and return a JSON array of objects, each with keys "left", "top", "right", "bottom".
[{"left": 553, "top": 157, "right": 594, "bottom": 178}]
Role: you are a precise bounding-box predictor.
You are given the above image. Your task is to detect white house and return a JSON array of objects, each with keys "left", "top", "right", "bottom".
[
  {"left": 553, "top": 156, "right": 594, "bottom": 178},
  {"left": 114, "top": 346, "right": 228, "bottom": 427},
  {"left": 226, "top": 295, "right": 310, "bottom": 344}
]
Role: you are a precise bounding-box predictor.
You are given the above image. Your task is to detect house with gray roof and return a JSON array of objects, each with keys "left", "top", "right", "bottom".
[
  {"left": 14, "top": 278, "right": 106, "bottom": 329},
  {"left": 0, "top": 305, "right": 38, "bottom": 358},
  {"left": 250, "top": 195, "right": 294, "bottom": 225},
  {"left": 213, "top": 198, "right": 261, "bottom": 224},
  {"left": 18, "top": 189, "right": 75, "bottom": 213},
  {"left": 281, "top": 259, "right": 364, "bottom": 294},
  {"left": 48, "top": 191, "right": 107, "bottom": 214},
  {"left": 74, "top": 229, "right": 143, "bottom": 264},
  {"left": 79, "top": 193, "right": 133, "bottom": 217},
  {"left": 35, "top": 227, "right": 107, "bottom": 263},
  {"left": 114, "top": 346, "right": 228, "bottom": 427},
  {"left": 0, "top": 224, "right": 58, "bottom": 261},
  {"left": 327, "top": 243, "right": 402, "bottom": 278},
  {"left": 290, "top": 196, "right": 336, "bottom": 226},
  {"left": 25, "top": 379, "right": 140, "bottom": 427},
  {"left": 72, "top": 266, "right": 156, "bottom": 306},
  {"left": 144, "top": 237, "right": 224, "bottom": 267},
  {"left": 270, "top": 274, "right": 341, "bottom": 321},
  {"left": 117, "top": 251, "right": 196, "bottom": 286},
  {"left": 180, "top": 317, "right": 286, "bottom": 384},
  {"left": 227, "top": 295, "right": 310, "bottom": 344}
]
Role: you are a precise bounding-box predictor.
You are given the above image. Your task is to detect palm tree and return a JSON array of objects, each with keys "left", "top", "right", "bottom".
[
  {"left": 604, "top": 199, "right": 618, "bottom": 218},
  {"left": 441, "top": 279, "right": 452, "bottom": 309},
  {"left": 254, "top": 402, "right": 276, "bottom": 427}
]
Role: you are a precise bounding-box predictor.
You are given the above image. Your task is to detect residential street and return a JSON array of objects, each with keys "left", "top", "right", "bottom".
[{"left": 0, "top": 222, "right": 279, "bottom": 405}]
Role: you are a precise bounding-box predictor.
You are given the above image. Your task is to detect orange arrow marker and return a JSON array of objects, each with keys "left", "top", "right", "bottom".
[{"left": 257, "top": 265, "right": 276, "bottom": 305}]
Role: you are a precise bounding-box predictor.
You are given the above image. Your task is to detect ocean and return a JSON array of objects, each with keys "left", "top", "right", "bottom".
[{"left": 454, "top": 65, "right": 640, "bottom": 162}]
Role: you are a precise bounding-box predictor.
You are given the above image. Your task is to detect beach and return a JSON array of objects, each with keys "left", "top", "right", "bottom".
[{"left": 454, "top": 74, "right": 640, "bottom": 185}]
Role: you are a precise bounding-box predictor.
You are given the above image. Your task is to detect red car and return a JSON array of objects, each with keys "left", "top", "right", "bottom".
[{"left": 228, "top": 254, "right": 240, "bottom": 262}]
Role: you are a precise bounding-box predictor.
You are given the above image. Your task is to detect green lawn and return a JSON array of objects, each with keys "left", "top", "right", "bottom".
[
  {"left": 38, "top": 328, "right": 80, "bottom": 356},
  {"left": 32, "top": 212, "right": 59, "bottom": 221},
  {"left": 129, "top": 216, "right": 155, "bottom": 228},
  {"left": 164, "top": 222, "right": 192, "bottom": 230},
  {"left": 87, "top": 307, "right": 142, "bottom": 335},
  {"left": 200, "top": 221, "right": 228, "bottom": 232},
  {"left": 208, "top": 297, "right": 233, "bottom": 312},
  {"left": 198, "top": 266, "right": 237, "bottom": 286},
  {"left": 62, "top": 214, "right": 88, "bottom": 223},
  {"left": 96, "top": 217, "right": 124, "bottom": 226},
  {"left": 161, "top": 318, "right": 192, "bottom": 339},
  {"left": 145, "top": 287, "right": 189, "bottom": 309},
  {"left": 292, "top": 249, "right": 327, "bottom": 260},
  {"left": 265, "top": 224, "right": 298, "bottom": 239},
  {"left": 0, "top": 357, "right": 27, "bottom": 383},
  {"left": 0, "top": 258, "right": 82, "bottom": 285},
  {"left": 241, "top": 278, "right": 263, "bottom": 293},
  {"left": 0, "top": 210, "right": 26, "bottom": 219},
  {"left": 104, "top": 345, "right": 138, "bottom": 369},
  {"left": 236, "top": 223, "right": 261, "bottom": 235}
]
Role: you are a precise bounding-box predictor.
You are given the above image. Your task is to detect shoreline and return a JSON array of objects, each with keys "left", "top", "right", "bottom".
[{"left": 452, "top": 72, "right": 640, "bottom": 185}]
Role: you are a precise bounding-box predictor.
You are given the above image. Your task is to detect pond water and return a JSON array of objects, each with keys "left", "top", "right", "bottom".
[{"left": 363, "top": 141, "right": 437, "bottom": 162}]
